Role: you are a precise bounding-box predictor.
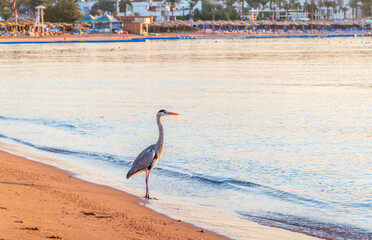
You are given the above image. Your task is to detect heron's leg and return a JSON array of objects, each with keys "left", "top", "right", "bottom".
[{"left": 145, "top": 170, "right": 150, "bottom": 200}]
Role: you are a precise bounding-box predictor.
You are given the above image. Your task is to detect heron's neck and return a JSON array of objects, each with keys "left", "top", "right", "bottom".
[{"left": 156, "top": 115, "right": 164, "bottom": 153}]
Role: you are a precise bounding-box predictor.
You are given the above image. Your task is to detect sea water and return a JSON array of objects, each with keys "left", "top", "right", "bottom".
[{"left": 0, "top": 38, "right": 371, "bottom": 239}]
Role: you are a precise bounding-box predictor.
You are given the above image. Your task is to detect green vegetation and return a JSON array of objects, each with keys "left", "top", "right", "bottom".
[
  {"left": 119, "top": 0, "right": 133, "bottom": 16},
  {"left": 44, "top": 0, "right": 82, "bottom": 22},
  {"left": 0, "top": 7, "right": 12, "bottom": 22},
  {"left": 90, "top": 0, "right": 117, "bottom": 16},
  {"left": 0, "top": 0, "right": 370, "bottom": 23}
]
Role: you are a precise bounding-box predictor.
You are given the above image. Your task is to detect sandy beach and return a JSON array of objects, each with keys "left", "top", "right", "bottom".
[
  {"left": 0, "top": 31, "right": 368, "bottom": 43},
  {"left": 0, "top": 150, "right": 228, "bottom": 240},
  {"left": 0, "top": 149, "right": 326, "bottom": 240}
]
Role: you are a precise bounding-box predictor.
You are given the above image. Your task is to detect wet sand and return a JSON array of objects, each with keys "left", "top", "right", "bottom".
[{"left": 0, "top": 150, "right": 228, "bottom": 239}]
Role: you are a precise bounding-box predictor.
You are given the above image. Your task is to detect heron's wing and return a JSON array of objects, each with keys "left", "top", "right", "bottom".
[{"left": 127, "top": 145, "right": 156, "bottom": 178}]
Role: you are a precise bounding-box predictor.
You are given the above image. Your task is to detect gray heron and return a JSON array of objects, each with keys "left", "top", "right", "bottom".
[{"left": 127, "top": 109, "right": 179, "bottom": 199}]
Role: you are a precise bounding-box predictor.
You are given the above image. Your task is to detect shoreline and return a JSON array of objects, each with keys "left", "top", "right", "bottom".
[
  {"left": 0, "top": 149, "right": 228, "bottom": 240},
  {"left": 0, "top": 146, "right": 323, "bottom": 240},
  {"left": 0, "top": 32, "right": 369, "bottom": 44}
]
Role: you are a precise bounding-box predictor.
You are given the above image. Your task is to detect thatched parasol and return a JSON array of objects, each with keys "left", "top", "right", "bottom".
[
  {"left": 150, "top": 21, "right": 161, "bottom": 27},
  {"left": 195, "top": 20, "right": 204, "bottom": 25}
]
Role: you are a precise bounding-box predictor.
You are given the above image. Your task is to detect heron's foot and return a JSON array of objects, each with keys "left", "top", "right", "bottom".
[{"left": 144, "top": 195, "right": 158, "bottom": 200}]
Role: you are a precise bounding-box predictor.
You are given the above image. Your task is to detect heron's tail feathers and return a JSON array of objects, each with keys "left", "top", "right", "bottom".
[
  {"left": 126, "top": 169, "right": 133, "bottom": 179},
  {"left": 127, "top": 168, "right": 140, "bottom": 179}
]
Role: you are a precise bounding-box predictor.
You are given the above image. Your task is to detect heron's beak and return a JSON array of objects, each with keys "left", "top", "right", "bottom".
[{"left": 167, "top": 112, "right": 179, "bottom": 116}]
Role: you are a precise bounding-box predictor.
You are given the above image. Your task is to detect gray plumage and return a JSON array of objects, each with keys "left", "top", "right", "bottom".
[
  {"left": 126, "top": 109, "right": 179, "bottom": 199},
  {"left": 126, "top": 145, "right": 156, "bottom": 179}
]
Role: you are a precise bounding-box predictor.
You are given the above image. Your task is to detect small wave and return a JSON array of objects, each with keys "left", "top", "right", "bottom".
[
  {"left": 239, "top": 211, "right": 372, "bottom": 240},
  {"left": 0, "top": 134, "right": 133, "bottom": 166},
  {"left": 154, "top": 167, "right": 264, "bottom": 189},
  {"left": 0, "top": 115, "right": 77, "bottom": 130},
  {"left": 0, "top": 133, "right": 334, "bottom": 211}
]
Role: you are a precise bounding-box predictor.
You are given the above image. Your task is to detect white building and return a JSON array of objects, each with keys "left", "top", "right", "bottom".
[
  {"left": 237, "top": 0, "right": 362, "bottom": 21},
  {"left": 117, "top": 0, "right": 202, "bottom": 21},
  {"left": 76, "top": 0, "right": 363, "bottom": 22},
  {"left": 77, "top": 0, "right": 97, "bottom": 15}
]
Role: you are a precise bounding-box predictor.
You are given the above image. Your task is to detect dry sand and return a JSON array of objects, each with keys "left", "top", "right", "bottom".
[
  {"left": 0, "top": 32, "right": 249, "bottom": 43},
  {"left": 0, "top": 32, "right": 361, "bottom": 43},
  {"left": 0, "top": 150, "right": 228, "bottom": 240}
]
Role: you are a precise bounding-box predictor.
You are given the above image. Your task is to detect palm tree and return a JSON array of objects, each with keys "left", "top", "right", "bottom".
[
  {"left": 348, "top": 0, "right": 359, "bottom": 19},
  {"left": 336, "top": 0, "right": 343, "bottom": 19},
  {"left": 269, "top": 0, "right": 275, "bottom": 19},
  {"left": 166, "top": 0, "right": 181, "bottom": 21},
  {"left": 223, "top": 0, "right": 236, "bottom": 20},
  {"left": 332, "top": 0, "right": 336, "bottom": 18},
  {"left": 261, "top": 0, "right": 270, "bottom": 9},
  {"left": 246, "top": 0, "right": 261, "bottom": 9},
  {"left": 289, "top": 0, "right": 300, "bottom": 18},
  {"left": 341, "top": 6, "right": 348, "bottom": 19},
  {"left": 324, "top": 0, "right": 333, "bottom": 19},
  {"left": 318, "top": 0, "right": 323, "bottom": 19},
  {"left": 246, "top": 0, "right": 261, "bottom": 20},
  {"left": 293, "top": 1, "right": 301, "bottom": 19},
  {"left": 23, "top": 0, "right": 43, "bottom": 18},
  {"left": 119, "top": 0, "right": 133, "bottom": 16},
  {"left": 274, "top": 0, "right": 283, "bottom": 19},
  {"left": 311, "top": 0, "right": 315, "bottom": 20},
  {"left": 0, "top": 7, "right": 12, "bottom": 30},
  {"left": 282, "top": 0, "right": 291, "bottom": 18},
  {"left": 11, "top": 0, "right": 18, "bottom": 23},
  {"left": 360, "top": 0, "right": 371, "bottom": 18},
  {"left": 188, "top": 0, "right": 198, "bottom": 20},
  {"left": 241, "top": 0, "right": 245, "bottom": 19},
  {"left": 259, "top": 0, "right": 269, "bottom": 18},
  {"left": 211, "top": 2, "right": 216, "bottom": 31}
]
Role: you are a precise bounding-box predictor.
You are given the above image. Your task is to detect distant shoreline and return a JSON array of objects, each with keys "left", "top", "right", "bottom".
[{"left": 0, "top": 32, "right": 369, "bottom": 44}]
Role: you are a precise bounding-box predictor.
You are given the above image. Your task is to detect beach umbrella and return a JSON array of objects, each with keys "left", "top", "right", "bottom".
[
  {"left": 241, "top": 21, "right": 250, "bottom": 27},
  {"left": 195, "top": 20, "right": 204, "bottom": 25},
  {"left": 319, "top": 20, "right": 325, "bottom": 26},
  {"left": 221, "top": 20, "right": 229, "bottom": 26},
  {"left": 226, "top": 20, "right": 234, "bottom": 26},
  {"left": 186, "top": 20, "right": 194, "bottom": 26},
  {"left": 150, "top": 21, "right": 161, "bottom": 27},
  {"left": 253, "top": 21, "right": 260, "bottom": 26},
  {"left": 296, "top": 21, "right": 308, "bottom": 26},
  {"left": 168, "top": 21, "right": 177, "bottom": 27},
  {"left": 286, "top": 20, "right": 296, "bottom": 26},
  {"left": 149, "top": 21, "right": 161, "bottom": 33},
  {"left": 324, "top": 21, "right": 331, "bottom": 26},
  {"left": 176, "top": 20, "right": 186, "bottom": 26},
  {"left": 258, "top": 20, "right": 270, "bottom": 26},
  {"left": 176, "top": 20, "right": 189, "bottom": 32}
]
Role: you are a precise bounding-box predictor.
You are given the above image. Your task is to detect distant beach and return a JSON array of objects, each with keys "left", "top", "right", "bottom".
[{"left": 0, "top": 31, "right": 370, "bottom": 44}]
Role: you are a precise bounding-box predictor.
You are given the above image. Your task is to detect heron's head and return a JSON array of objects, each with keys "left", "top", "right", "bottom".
[{"left": 158, "top": 109, "right": 179, "bottom": 117}]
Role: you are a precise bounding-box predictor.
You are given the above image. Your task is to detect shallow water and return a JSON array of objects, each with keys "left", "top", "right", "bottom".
[{"left": 0, "top": 38, "right": 371, "bottom": 239}]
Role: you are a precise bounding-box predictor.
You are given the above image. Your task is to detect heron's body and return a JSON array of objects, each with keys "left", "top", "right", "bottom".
[{"left": 126, "top": 110, "right": 178, "bottom": 199}]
